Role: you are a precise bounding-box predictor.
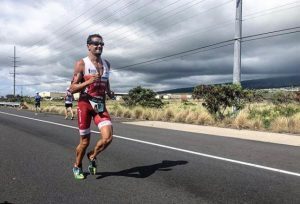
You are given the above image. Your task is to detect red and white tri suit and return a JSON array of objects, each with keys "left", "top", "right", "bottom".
[{"left": 77, "top": 56, "right": 112, "bottom": 136}]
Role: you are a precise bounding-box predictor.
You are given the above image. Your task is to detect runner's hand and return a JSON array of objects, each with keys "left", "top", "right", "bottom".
[
  {"left": 87, "top": 74, "right": 100, "bottom": 84},
  {"left": 108, "top": 91, "right": 115, "bottom": 99}
]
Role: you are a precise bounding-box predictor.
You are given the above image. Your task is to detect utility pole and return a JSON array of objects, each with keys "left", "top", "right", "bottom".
[
  {"left": 233, "top": 0, "right": 242, "bottom": 85},
  {"left": 10, "top": 46, "right": 20, "bottom": 96}
]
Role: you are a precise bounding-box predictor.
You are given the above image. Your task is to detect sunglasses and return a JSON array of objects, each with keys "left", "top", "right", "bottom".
[{"left": 89, "top": 41, "right": 104, "bottom": 46}]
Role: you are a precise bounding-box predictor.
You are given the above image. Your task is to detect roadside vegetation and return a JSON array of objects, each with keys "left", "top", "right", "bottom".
[{"left": 2, "top": 85, "right": 299, "bottom": 134}]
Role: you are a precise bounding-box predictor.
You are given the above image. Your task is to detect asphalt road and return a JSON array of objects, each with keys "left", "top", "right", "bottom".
[{"left": 0, "top": 107, "right": 299, "bottom": 204}]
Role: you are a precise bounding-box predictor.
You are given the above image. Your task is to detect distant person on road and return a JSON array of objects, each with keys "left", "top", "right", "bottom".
[
  {"left": 69, "top": 34, "right": 115, "bottom": 180},
  {"left": 64, "top": 88, "right": 74, "bottom": 120},
  {"left": 34, "top": 92, "right": 41, "bottom": 114}
]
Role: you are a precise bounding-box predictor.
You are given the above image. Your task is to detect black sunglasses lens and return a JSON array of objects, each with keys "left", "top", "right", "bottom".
[{"left": 90, "top": 41, "right": 104, "bottom": 46}]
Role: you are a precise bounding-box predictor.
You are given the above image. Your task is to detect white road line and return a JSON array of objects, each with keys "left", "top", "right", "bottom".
[{"left": 1, "top": 110, "right": 300, "bottom": 177}]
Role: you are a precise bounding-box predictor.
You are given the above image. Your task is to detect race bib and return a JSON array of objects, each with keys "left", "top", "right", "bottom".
[{"left": 89, "top": 98, "right": 104, "bottom": 113}]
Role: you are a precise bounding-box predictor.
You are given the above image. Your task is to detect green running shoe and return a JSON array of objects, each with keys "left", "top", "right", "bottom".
[
  {"left": 87, "top": 154, "right": 97, "bottom": 175},
  {"left": 73, "top": 167, "right": 85, "bottom": 180},
  {"left": 88, "top": 159, "right": 97, "bottom": 175}
]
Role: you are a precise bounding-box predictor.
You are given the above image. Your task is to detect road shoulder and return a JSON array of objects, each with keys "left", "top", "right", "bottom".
[{"left": 122, "top": 121, "right": 300, "bottom": 147}]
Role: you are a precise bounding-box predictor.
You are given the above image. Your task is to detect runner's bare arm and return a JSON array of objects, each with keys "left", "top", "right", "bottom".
[
  {"left": 106, "top": 80, "right": 114, "bottom": 99},
  {"left": 69, "top": 60, "right": 99, "bottom": 94},
  {"left": 105, "top": 60, "right": 114, "bottom": 99}
]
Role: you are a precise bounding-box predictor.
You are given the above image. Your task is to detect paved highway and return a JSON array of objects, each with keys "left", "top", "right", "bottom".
[{"left": 0, "top": 107, "right": 299, "bottom": 203}]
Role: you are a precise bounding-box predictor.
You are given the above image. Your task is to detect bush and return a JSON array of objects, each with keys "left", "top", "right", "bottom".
[
  {"left": 271, "top": 91, "right": 294, "bottom": 107},
  {"left": 193, "top": 84, "right": 248, "bottom": 119},
  {"left": 123, "top": 86, "right": 163, "bottom": 108},
  {"left": 248, "top": 104, "right": 300, "bottom": 128}
]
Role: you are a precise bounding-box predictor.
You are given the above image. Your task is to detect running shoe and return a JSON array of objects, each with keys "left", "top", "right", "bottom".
[
  {"left": 72, "top": 167, "right": 85, "bottom": 180},
  {"left": 87, "top": 154, "right": 97, "bottom": 175}
]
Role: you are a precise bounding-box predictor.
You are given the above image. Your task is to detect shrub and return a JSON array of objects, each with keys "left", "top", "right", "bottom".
[
  {"left": 193, "top": 84, "right": 248, "bottom": 119},
  {"left": 123, "top": 86, "right": 163, "bottom": 108},
  {"left": 271, "top": 91, "right": 294, "bottom": 107},
  {"left": 248, "top": 104, "right": 300, "bottom": 128}
]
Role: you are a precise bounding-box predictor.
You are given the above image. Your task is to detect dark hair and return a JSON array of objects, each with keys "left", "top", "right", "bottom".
[{"left": 87, "top": 34, "right": 103, "bottom": 44}]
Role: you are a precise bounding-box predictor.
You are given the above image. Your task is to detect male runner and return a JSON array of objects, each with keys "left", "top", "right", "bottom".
[
  {"left": 69, "top": 34, "right": 114, "bottom": 179},
  {"left": 34, "top": 92, "right": 41, "bottom": 114},
  {"left": 64, "top": 88, "right": 74, "bottom": 120}
]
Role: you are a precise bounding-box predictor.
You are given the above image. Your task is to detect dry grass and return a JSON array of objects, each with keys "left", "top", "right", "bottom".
[
  {"left": 116, "top": 107, "right": 124, "bottom": 117},
  {"left": 133, "top": 108, "right": 143, "bottom": 119},
  {"left": 270, "top": 117, "right": 289, "bottom": 133},
  {"left": 24, "top": 100, "right": 300, "bottom": 134},
  {"left": 141, "top": 109, "right": 153, "bottom": 120},
  {"left": 287, "top": 113, "right": 300, "bottom": 134},
  {"left": 162, "top": 109, "right": 175, "bottom": 121},
  {"left": 122, "top": 109, "right": 132, "bottom": 118},
  {"left": 233, "top": 110, "right": 250, "bottom": 129},
  {"left": 185, "top": 112, "right": 199, "bottom": 124},
  {"left": 248, "top": 119, "right": 264, "bottom": 130},
  {"left": 196, "top": 112, "right": 214, "bottom": 125},
  {"left": 173, "top": 110, "right": 190, "bottom": 123}
]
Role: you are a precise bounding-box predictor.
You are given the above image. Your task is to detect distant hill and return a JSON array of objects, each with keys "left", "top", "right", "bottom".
[{"left": 157, "top": 75, "right": 300, "bottom": 94}]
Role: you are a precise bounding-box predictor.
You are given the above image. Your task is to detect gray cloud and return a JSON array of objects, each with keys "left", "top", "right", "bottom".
[{"left": 0, "top": 0, "right": 299, "bottom": 96}]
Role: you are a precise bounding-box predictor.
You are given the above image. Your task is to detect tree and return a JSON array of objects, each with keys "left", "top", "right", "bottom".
[
  {"left": 123, "top": 86, "right": 163, "bottom": 108},
  {"left": 193, "top": 84, "right": 248, "bottom": 119},
  {"left": 271, "top": 91, "right": 294, "bottom": 107}
]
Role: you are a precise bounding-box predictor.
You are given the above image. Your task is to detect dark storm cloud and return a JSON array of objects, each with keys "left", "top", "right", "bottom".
[{"left": 0, "top": 0, "right": 300, "bottom": 96}]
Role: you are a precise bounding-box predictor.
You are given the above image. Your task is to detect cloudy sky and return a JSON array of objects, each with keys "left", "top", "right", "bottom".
[{"left": 0, "top": 0, "right": 299, "bottom": 96}]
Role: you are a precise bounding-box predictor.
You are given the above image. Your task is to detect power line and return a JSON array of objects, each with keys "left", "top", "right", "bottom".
[
  {"left": 18, "top": 0, "right": 111, "bottom": 55},
  {"left": 58, "top": 2, "right": 297, "bottom": 50},
  {"left": 108, "top": 0, "right": 233, "bottom": 48},
  {"left": 72, "top": 0, "right": 298, "bottom": 51},
  {"left": 49, "top": 0, "right": 128, "bottom": 40},
  {"left": 22, "top": 0, "right": 141, "bottom": 57},
  {"left": 32, "top": 0, "right": 200, "bottom": 57},
  {"left": 107, "top": 0, "right": 210, "bottom": 42},
  {"left": 242, "top": 25, "right": 300, "bottom": 39},
  {"left": 123, "top": 42, "right": 234, "bottom": 69},
  {"left": 114, "top": 39, "right": 235, "bottom": 70},
  {"left": 99, "top": 0, "right": 184, "bottom": 38},
  {"left": 243, "top": 5, "right": 300, "bottom": 21},
  {"left": 16, "top": 26, "right": 300, "bottom": 86},
  {"left": 36, "top": 0, "right": 232, "bottom": 57},
  {"left": 242, "top": 30, "right": 300, "bottom": 43},
  {"left": 244, "top": 0, "right": 300, "bottom": 16},
  {"left": 113, "top": 26, "right": 300, "bottom": 70},
  {"left": 50, "top": 0, "right": 114, "bottom": 35},
  {"left": 137, "top": 20, "right": 234, "bottom": 52},
  {"left": 18, "top": 0, "right": 299, "bottom": 59}
]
